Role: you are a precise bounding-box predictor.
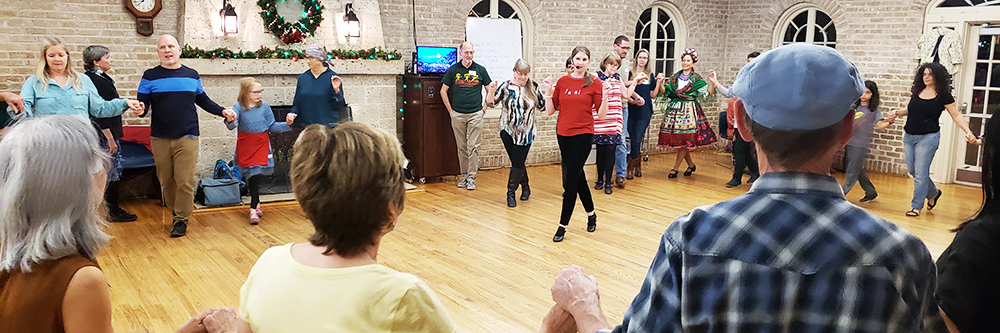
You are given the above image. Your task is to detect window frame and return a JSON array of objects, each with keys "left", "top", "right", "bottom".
[
  {"left": 772, "top": 4, "right": 838, "bottom": 48},
  {"left": 633, "top": 3, "right": 686, "bottom": 76}
]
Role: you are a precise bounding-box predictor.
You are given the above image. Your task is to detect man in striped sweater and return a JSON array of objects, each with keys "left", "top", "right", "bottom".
[{"left": 137, "top": 34, "right": 236, "bottom": 238}]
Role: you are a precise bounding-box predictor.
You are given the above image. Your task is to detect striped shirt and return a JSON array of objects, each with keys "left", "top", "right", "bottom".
[
  {"left": 136, "top": 65, "right": 225, "bottom": 139},
  {"left": 609, "top": 172, "right": 948, "bottom": 333},
  {"left": 491, "top": 80, "right": 544, "bottom": 146},
  {"left": 593, "top": 72, "right": 622, "bottom": 136}
]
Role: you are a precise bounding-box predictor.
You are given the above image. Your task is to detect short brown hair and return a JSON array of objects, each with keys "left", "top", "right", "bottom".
[
  {"left": 599, "top": 52, "right": 621, "bottom": 72},
  {"left": 291, "top": 122, "right": 407, "bottom": 257},
  {"left": 740, "top": 100, "right": 842, "bottom": 170}
]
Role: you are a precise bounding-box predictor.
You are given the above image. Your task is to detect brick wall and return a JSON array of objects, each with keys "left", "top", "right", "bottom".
[
  {"left": 0, "top": 0, "right": 183, "bottom": 99},
  {"left": 0, "top": 0, "right": 941, "bottom": 175}
]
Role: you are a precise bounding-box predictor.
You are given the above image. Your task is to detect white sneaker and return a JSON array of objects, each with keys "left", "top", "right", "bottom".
[
  {"left": 457, "top": 177, "right": 469, "bottom": 188},
  {"left": 466, "top": 179, "right": 476, "bottom": 190}
]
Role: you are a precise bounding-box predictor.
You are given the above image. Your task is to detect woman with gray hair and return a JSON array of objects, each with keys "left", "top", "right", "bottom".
[
  {"left": 285, "top": 45, "right": 347, "bottom": 127},
  {"left": 0, "top": 115, "right": 114, "bottom": 332},
  {"left": 83, "top": 44, "right": 137, "bottom": 223}
]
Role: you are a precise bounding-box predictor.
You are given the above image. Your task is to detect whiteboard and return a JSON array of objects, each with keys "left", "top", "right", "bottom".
[{"left": 465, "top": 17, "right": 522, "bottom": 84}]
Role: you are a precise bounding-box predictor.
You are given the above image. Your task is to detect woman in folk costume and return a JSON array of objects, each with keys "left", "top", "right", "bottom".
[{"left": 654, "top": 48, "right": 718, "bottom": 178}]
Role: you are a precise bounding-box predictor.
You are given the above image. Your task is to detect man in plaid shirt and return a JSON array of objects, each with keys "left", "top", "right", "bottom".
[{"left": 540, "top": 44, "right": 948, "bottom": 333}]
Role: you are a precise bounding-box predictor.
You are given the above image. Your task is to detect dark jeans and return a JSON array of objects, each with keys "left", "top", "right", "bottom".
[
  {"left": 732, "top": 133, "right": 759, "bottom": 181},
  {"left": 842, "top": 145, "right": 877, "bottom": 196},
  {"left": 595, "top": 144, "right": 616, "bottom": 183},
  {"left": 500, "top": 130, "right": 530, "bottom": 169},
  {"left": 247, "top": 175, "right": 262, "bottom": 209},
  {"left": 557, "top": 134, "right": 595, "bottom": 226},
  {"left": 627, "top": 104, "right": 654, "bottom": 159}
]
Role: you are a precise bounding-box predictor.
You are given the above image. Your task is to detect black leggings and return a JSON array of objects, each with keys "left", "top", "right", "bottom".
[
  {"left": 105, "top": 181, "right": 121, "bottom": 210},
  {"left": 557, "top": 134, "right": 595, "bottom": 225},
  {"left": 247, "top": 175, "right": 262, "bottom": 209},
  {"left": 595, "top": 144, "right": 616, "bottom": 183},
  {"left": 500, "top": 130, "right": 530, "bottom": 169}
]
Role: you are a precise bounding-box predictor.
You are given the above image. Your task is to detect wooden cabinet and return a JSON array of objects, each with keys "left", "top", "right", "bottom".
[{"left": 402, "top": 74, "right": 460, "bottom": 180}]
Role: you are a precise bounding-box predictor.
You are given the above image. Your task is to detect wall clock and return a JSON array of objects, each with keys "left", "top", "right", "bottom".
[{"left": 123, "top": 0, "right": 163, "bottom": 36}]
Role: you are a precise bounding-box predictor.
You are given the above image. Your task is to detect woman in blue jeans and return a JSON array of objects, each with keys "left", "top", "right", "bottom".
[
  {"left": 889, "top": 62, "right": 977, "bottom": 217},
  {"left": 625, "top": 49, "right": 660, "bottom": 178}
]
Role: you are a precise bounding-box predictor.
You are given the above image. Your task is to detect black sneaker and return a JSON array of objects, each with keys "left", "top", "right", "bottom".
[
  {"left": 587, "top": 213, "right": 597, "bottom": 232},
  {"left": 725, "top": 179, "right": 741, "bottom": 188},
  {"left": 108, "top": 209, "right": 138, "bottom": 223},
  {"left": 859, "top": 194, "right": 878, "bottom": 203},
  {"left": 170, "top": 221, "right": 187, "bottom": 237}
]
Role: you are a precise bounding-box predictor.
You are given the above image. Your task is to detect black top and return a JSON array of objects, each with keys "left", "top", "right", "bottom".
[
  {"left": 904, "top": 93, "right": 955, "bottom": 135},
  {"left": 936, "top": 213, "right": 1000, "bottom": 333},
  {"left": 84, "top": 70, "right": 123, "bottom": 140}
]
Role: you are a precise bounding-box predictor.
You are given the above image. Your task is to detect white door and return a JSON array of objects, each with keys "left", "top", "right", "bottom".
[{"left": 954, "top": 24, "right": 1000, "bottom": 185}]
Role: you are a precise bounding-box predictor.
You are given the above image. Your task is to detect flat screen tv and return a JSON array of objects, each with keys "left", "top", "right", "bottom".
[{"left": 416, "top": 46, "right": 457, "bottom": 75}]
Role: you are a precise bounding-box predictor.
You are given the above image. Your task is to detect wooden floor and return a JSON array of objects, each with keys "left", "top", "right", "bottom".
[{"left": 101, "top": 151, "right": 982, "bottom": 332}]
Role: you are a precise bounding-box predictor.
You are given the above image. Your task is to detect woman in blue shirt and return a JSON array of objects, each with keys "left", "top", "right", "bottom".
[
  {"left": 286, "top": 45, "right": 346, "bottom": 127},
  {"left": 9, "top": 38, "right": 141, "bottom": 121},
  {"left": 225, "top": 78, "right": 292, "bottom": 225}
]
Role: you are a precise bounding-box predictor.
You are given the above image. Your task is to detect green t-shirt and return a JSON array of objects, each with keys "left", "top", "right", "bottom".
[{"left": 442, "top": 61, "right": 492, "bottom": 113}]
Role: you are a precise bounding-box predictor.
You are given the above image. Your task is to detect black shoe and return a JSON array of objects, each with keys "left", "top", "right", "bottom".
[
  {"left": 683, "top": 165, "right": 696, "bottom": 176},
  {"left": 587, "top": 213, "right": 597, "bottom": 232},
  {"left": 108, "top": 208, "right": 138, "bottom": 222},
  {"left": 170, "top": 221, "right": 187, "bottom": 237},
  {"left": 553, "top": 225, "right": 567, "bottom": 242},
  {"left": 594, "top": 180, "right": 604, "bottom": 190},
  {"left": 860, "top": 194, "right": 878, "bottom": 203},
  {"left": 604, "top": 183, "right": 613, "bottom": 194},
  {"left": 725, "top": 179, "right": 741, "bottom": 188},
  {"left": 507, "top": 168, "right": 522, "bottom": 208},
  {"left": 668, "top": 169, "right": 678, "bottom": 178},
  {"left": 747, "top": 173, "right": 759, "bottom": 184}
]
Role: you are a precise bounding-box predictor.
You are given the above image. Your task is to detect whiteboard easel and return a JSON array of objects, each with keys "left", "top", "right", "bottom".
[{"left": 465, "top": 17, "right": 522, "bottom": 85}]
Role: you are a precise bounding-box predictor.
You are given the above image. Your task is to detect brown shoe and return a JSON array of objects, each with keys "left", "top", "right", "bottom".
[
  {"left": 634, "top": 159, "right": 643, "bottom": 177},
  {"left": 614, "top": 176, "right": 626, "bottom": 188}
]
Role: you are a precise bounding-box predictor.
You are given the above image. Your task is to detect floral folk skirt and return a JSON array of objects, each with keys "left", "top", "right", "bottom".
[{"left": 658, "top": 101, "right": 717, "bottom": 149}]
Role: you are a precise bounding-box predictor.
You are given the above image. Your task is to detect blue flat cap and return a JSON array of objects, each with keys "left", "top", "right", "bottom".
[{"left": 731, "top": 43, "right": 863, "bottom": 131}]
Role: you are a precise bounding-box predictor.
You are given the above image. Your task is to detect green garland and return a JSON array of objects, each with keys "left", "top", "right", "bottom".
[
  {"left": 258, "top": 0, "right": 324, "bottom": 44},
  {"left": 180, "top": 45, "right": 403, "bottom": 61}
]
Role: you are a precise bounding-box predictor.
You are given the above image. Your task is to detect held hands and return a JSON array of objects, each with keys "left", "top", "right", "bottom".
[
  {"left": 542, "top": 75, "right": 554, "bottom": 95},
  {"left": 965, "top": 132, "right": 978, "bottom": 145},
  {"left": 886, "top": 110, "right": 897, "bottom": 123},
  {"left": 634, "top": 72, "right": 648, "bottom": 84},
  {"left": 331, "top": 75, "right": 342, "bottom": 93},
  {"left": 222, "top": 109, "right": 237, "bottom": 123},
  {"left": 1, "top": 92, "right": 25, "bottom": 114},
  {"left": 656, "top": 72, "right": 666, "bottom": 83},
  {"left": 285, "top": 113, "right": 298, "bottom": 124},
  {"left": 126, "top": 99, "right": 145, "bottom": 115},
  {"left": 551, "top": 266, "right": 601, "bottom": 315},
  {"left": 488, "top": 80, "right": 499, "bottom": 92}
]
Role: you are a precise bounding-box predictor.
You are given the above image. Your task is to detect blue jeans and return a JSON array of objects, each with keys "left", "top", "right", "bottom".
[
  {"left": 903, "top": 132, "right": 940, "bottom": 210},
  {"left": 628, "top": 104, "right": 654, "bottom": 159},
  {"left": 615, "top": 106, "right": 629, "bottom": 177}
]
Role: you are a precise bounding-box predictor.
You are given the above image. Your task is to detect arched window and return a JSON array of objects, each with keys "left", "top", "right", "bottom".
[
  {"left": 774, "top": 6, "right": 837, "bottom": 48},
  {"left": 937, "top": 0, "right": 999, "bottom": 6},
  {"left": 468, "top": 0, "right": 532, "bottom": 62},
  {"left": 633, "top": 5, "right": 684, "bottom": 75}
]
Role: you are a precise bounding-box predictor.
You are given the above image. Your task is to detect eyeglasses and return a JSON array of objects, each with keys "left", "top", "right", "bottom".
[{"left": 250, "top": 90, "right": 264, "bottom": 94}]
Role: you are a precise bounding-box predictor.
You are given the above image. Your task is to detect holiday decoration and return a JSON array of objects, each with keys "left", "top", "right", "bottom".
[
  {"left": 258, "top": 0, "right": 324, "bottom": 44},
  {"left": 181, "top": 45, "right": 402, "bottom": 61}
]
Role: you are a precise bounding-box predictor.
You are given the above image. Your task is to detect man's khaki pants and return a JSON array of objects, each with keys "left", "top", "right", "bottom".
[
  {"left": 450, "top": 110, "right": 483, "bottom": 180},
  {"left": 151, "top": 136, "right": 199, "bottom": 223}
]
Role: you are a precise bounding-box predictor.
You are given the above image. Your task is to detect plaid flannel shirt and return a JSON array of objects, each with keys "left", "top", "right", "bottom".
[{"left": 606, "top": 173, "right": 947, "bottom": 333}]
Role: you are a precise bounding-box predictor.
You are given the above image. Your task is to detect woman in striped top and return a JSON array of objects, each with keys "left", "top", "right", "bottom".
[
  {"left": 593, "top": 53, "right": 636, "bottom": 195},
  {"left": 487, "top": 59, "right": 552, "bottom": 207}
]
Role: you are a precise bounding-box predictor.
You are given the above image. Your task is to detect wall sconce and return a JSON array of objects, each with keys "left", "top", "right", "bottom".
[
  {"left": 344, "top": 3, "right": 360, "bottom": 38},
  {"left": 220, "top": 0, "right": 238, "bottom": 35}
]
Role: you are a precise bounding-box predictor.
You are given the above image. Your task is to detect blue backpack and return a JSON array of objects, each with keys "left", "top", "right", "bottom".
[{"left": 214, "top": 159, "right": 247, "bottom": 196}]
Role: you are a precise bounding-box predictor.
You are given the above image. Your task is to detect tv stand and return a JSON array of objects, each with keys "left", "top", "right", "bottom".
[{"left": 402, "top": 74, "right": 460, "bottom": 181}]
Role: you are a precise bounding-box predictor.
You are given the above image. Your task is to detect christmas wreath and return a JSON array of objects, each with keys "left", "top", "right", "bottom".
[{"left": 258, "top": 0, "right": 324, "bottom": 44}]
